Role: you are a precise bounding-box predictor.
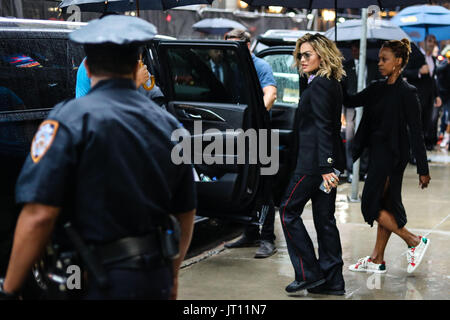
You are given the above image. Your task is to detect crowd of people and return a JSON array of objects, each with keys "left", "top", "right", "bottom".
[{"left": 0, "top": 11, "right": 448, "bottom": 300}]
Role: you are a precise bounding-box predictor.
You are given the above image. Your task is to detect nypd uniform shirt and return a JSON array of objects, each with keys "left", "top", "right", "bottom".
[{"left": 15, "top": 79, "right": 196, "bottom": 244}]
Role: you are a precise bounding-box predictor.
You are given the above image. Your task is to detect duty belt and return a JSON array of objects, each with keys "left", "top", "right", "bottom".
[{"left": 94, "top": 234, "right": 161, "bottom": 266}]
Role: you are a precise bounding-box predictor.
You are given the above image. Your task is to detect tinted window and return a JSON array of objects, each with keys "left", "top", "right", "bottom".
[
  {"left": 0, "top": 35, "right": 84, "bottom": 226},
  {"left": 262, "top": 53, "right": 299, "bottom": 106},
  {"left": 165, "top": 47, "right": 248, "bottom": 104},
  {"left": 0, "top": 38, "right": 84, "bottom": 111}
]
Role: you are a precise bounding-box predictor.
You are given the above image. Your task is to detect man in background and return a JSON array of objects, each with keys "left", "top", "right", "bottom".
[
  {"left": 403, "top": 34, "right": 442, "bottom": 151},
  {"left": 341, "top": 41, "right": 381, "bottom": 182}
]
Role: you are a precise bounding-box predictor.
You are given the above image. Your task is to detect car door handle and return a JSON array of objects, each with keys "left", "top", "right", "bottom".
[
  {"left": 186, "top": 112, "right": 202, "bottom": 119},
  {"left": 174, "top": 105, "right": 225, "bottom": 122}
]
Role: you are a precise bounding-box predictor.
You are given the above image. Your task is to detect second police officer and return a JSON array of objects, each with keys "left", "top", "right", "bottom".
[{"left": 0, "top": 15, "right": 196, "bottom": 300}]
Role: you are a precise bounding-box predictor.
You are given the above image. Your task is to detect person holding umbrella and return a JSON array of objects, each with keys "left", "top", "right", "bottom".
[
  {"left": 403, "top": 34, "right": 442, "bottom": 151},
  {"left": 344, "top": 39, "right": 431, "bottom": 275},
  {"left": 280, "top": 33, "right": 346, "bottom": 295}
]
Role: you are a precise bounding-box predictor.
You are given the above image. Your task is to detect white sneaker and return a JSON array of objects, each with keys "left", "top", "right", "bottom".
[
  {"left": 349, "top": 256, "right": 387, "bottom": 273},
  {"left": 407, "top": 236, "right": 430, "bottom": 273}
]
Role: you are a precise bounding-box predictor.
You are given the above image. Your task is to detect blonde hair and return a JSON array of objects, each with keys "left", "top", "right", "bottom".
[{"left": 293, "top": 33, "right": 345, "bottom": 81}]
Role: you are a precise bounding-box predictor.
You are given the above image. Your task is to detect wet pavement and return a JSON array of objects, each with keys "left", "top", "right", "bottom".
[{"left": 179, "top": 150, "right": 450, "bottom": 300}]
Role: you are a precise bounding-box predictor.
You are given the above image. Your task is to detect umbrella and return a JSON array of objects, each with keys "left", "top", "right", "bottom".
[
  {"left": 59, "top": 0, "right": 213, "bottom": 15},
  {"left": 242, "top": 0, "right": 429, "bottom": 8},
  {"left": 324, "top": 18, "right": 411, "bottom": 42},
  {"left": 192, "top": 18, "right": 247, "bottom": 35},
  {"left": 324, "top": 19, "right": 422, "bottom": 67},
  {"left": 390, "top": 5, "right": 450, "bottom": 42},
  {"left": 324, "top": 18, "right": 414, "bottom": 62},
  {"left": 242, "top": 1, "right": 430, "bottom": 41}
]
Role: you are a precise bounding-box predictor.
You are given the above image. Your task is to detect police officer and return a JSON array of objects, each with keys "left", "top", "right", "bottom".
[{"left": 0, "top": 15, "right": 196, "bottom": 300}]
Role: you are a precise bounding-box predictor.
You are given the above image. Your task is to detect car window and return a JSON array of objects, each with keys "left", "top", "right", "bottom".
[
  {"left": 0, "top": 36, "right": 84, "bottom": 199},
  {"left": 0, "top": 38, "right": 84, "bottom": 111},
  {"left": 165, "top": 47, "right": 248, "bottom": 105},
  {"left": 261, "top": 53, "right": 299, "bottom": 106}
]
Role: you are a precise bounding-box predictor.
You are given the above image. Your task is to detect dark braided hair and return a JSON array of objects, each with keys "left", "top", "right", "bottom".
[{"left": 381, "top": 38, "right": 412, "bottom": 69}]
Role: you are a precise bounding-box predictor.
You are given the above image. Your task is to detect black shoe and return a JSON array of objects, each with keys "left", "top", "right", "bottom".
[
  {"left": 285, "top": 278, "right": 326, "bottom": 293},
  {"left": 224, "top": 235, "right": 260, "bottom": 248},
  {"left": 307, "top": 283, "right": 345, "bottom": 296},
  {"left": 254, "top": 240, "right": 277, "bottom": 258}
]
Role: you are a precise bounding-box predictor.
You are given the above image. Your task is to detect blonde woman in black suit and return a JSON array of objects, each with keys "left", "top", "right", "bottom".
[{"left": 281, "top": 33, "right": 346, "bottom": 295}]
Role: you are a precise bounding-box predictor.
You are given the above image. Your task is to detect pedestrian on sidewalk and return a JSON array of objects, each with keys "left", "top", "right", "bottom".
[
  {"left": 280, "top": 33, "right": 346, "bottom": 296},
  {"left": 343, "top": 39, "right": 431, "bottom": 275},
  {"left": 403, "top": 35, "right": 441, "bottom": 151}
]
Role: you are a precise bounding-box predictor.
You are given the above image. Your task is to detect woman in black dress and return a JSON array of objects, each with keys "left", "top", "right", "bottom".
[
  {"left": 280, "top": 33, "right": 346, "bottom": 295},
  {"left": 344, "top": 39, "right": 431, "bottom": 274}
]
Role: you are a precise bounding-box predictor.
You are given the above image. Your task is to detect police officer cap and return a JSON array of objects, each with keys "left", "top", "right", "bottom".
[{"left": 69, "top": 15, "right": 157, "bottom": 45}]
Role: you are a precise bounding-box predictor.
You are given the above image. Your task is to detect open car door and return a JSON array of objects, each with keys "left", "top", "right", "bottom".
[
  {"left": 151, "top": 40, "right": 269, "bottom": 222},
  {"left": 256, "top": 46, "right": 302, "bottom": 205}
]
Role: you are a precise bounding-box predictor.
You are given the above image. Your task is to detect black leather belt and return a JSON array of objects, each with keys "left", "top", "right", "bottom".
[{"left": 93, "top": 234, "right": 161, "bottom": 266}]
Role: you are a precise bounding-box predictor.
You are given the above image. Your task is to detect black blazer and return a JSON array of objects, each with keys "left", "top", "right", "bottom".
[
  {"left": 292, "top": 75, "right": 346, "bottom": 175},
  {"left": 343, "top": 78, "right": 429, "bottom": 176}
]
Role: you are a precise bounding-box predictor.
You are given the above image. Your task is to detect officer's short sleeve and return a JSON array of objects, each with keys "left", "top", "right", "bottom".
[
  {"left": 15, "top": 120, "right": 76, "bottom": 207},
  {"left": 171, "top": 163, "right": 197, "bottom": 214}
]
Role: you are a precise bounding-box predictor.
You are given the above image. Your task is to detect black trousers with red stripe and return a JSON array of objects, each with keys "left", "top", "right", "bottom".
[{"left": 280, "top": 173, "right": 345, "bottom": 290}]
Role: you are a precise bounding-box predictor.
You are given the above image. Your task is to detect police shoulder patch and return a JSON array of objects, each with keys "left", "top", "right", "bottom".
[{"left": 31, "top": 120, "right": 59, "bottom": 163}]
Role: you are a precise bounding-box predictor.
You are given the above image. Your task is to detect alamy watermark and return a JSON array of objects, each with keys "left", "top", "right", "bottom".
[
  {"left": 40, "top": 264, "right": 82, "bottom": 290},
  {"left": 171, "top": 121, "right": 279, "bottom": 176},
  {"left": 66, "top": 265, "right": 82, "bottom": 290},
  {"left": 366, "top": 273, "right": 382, "bottom": 290}
]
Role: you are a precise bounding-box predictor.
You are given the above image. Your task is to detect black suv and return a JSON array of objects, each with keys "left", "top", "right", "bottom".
[{"left": 0, "top": 19, "right": 305, "bottom": 271}]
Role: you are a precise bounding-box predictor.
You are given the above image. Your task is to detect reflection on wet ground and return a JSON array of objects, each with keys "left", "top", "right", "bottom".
[{"left": 179, "top": 150, "right": 450, "bottom": 300}]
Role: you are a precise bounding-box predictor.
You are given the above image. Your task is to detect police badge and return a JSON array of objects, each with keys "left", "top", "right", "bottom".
[{"left": 31, "top": 120, "right": 59, "bottom": 163}]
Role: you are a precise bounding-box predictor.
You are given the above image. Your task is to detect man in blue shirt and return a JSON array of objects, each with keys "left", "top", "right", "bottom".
[
  {"left": 75, "top": 57, "right": 90, "bottom": 98},
  {"left": 225, "top": 29, "right": 277, "bottom": 111},
  {"left": 76, "top": 55, "right": 166, "bottom": 107},
  {"left": 224, "top": 29, "right": 278, "bottom": 258}
]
